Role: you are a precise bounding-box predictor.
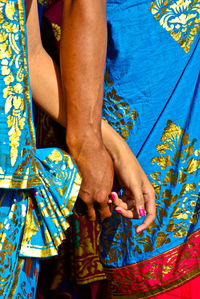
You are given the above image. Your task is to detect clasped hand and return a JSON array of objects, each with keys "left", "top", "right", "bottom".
[{"left": 72, "top": 135, "right": 156, "bottom": 233}]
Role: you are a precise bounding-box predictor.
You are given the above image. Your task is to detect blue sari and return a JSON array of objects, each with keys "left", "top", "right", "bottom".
[
  {"left": 0, "top": 0, "right": 80, "bottom": 297},
  {"left": 100, "top": 0, "right": 200, "bottom": 297}
]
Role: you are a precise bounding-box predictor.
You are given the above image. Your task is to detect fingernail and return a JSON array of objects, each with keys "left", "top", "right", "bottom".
[
  {"left": 139, "top": 209, "right": 145, "bottom": 217},
  {"left": 108, "top": 199, "right": 112, "bottom": 204},
  {"left": 110, "top": 193, "right": 116, "bottom": 200},
  {"left": 115, "top": 208, "right": 122, "bottom": 214},
  {"left": 137, "top": 229, "right": 142, "bottom": 234}
]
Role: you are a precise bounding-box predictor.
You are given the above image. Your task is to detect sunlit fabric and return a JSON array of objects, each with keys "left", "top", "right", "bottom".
[{"left": 100, "top": 0, "right": 200, "bottom": 297}]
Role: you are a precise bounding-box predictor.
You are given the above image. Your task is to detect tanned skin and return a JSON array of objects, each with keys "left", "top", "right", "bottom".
[
  {"left": 26, "top": 0, "right": 156, "bottom": 230},
  {"left": 60, "top": 0, "right": 114, "bottom": 221}
]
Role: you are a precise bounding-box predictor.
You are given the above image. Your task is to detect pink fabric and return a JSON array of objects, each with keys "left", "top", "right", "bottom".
[{"left": 152, "top": 275, "right": 200, "bottom": 299}]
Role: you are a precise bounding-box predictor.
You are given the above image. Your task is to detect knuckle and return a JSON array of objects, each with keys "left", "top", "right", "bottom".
[
  {"left": 81, "top": 193, "right": 92, "bottom": 204},
  {"left": 135, "top": 197, "right": 144, "bottom": 206},
  {"left": 95, "top": 191, "right": 108, "bottom": 204}
]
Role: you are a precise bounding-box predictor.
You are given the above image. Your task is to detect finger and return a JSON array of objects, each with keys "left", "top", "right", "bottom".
[
  {"left": 94, "top": 191, "right": 112, "bottom": 220},
  {"left": 79, "top": 189, "right": 97, "bottom": 221},
  {"left": 86, "top": 203, "right": 96, "bottom": 221},
  {"left": 115, "top": 207, "right": 139, "bottom": 219},
  {"left": 111, "top": 192, "right": 140, "bottom": 218},
  {"left": 110, "top": 192, "right": 128, "bottom": 210},
  {"left": 97, "top": 203, "right": 112, "bottom": 221},
  {"left": 136, "top": 190, "right": 156, "bottom": 233},
  {"left": 129, "top": 184, "right": 145, "bottom": 217},
  {"left": 112, "top": 192, "right": 140, "bottom": 219}
]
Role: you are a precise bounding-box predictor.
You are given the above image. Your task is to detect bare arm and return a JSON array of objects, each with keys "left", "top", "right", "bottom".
[
  {"left": 26, "top": 0, "right": 66, "bottom": 127},
  {"left": 60, "top": 0, "right": 114, "bottom": 221},
  {"left": 26, "top": 0, "right": 156, "bottom": 228}
]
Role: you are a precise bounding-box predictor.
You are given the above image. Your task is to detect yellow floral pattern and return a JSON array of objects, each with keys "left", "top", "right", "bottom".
[
  {"left": 0, "top": 190, "right": 27, "bottom": 296},
  {"left": 103, "top": 71, "right": 138, "bottom": 140},
  {"left": 150, "top": 0, "right": 200, "bottom": 53},
  {"left": 151, "top": 120, "right": 200, "bottom": 238},
  {"left": 100, "top": 120, "right": 200, "bottom": 265},
  {"left": 0, "top": 0, "right": 40, "bottom": 189},
  {"left": 1, "top": 1, "right": 26, "bottom": 166}
]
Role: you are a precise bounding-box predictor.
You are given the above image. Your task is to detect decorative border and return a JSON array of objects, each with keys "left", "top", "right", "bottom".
[{"left": 104, "top": 228, "right": 200, "bottom": 298}]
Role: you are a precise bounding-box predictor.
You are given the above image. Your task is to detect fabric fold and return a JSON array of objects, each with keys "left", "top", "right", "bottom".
[{"left": 20, "top": 147, "right": 81, "bottom": 258}]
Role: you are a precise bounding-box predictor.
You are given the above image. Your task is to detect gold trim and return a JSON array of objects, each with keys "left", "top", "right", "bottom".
[
  {"left": 18, "top": 0, "right": 36, "bottom": 153},
  {"left": 104, "top": 229, "right": 200, "bottom": 298},
  {"left": 109, "top": 269, "right": 200, "bottom": 299},
  {"left": 0, "top": 176, "right": 41, "bottom": 189},
  {"left": 77, "top": 275, "right": 107, "bottom": 285}
]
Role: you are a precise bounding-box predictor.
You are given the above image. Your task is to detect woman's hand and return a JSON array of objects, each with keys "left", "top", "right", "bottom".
[{"left": 102, "top": 120, "right": 156, "bottom": 233}]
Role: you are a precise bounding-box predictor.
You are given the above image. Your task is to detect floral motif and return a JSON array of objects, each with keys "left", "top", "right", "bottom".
[
  {"left": 151, "top": 120, "right": 200, "bottom": 238},
  {"left": 0, "top": 190, "right": 27, "bottom": 296},
  {"left": 0, "top": 0, "right": 28, "bottom": 166},
  {"left": 150, "top": 0, "right": 200, "bottom": 53},
  {"left": 103, "top": 71, "right": 138, "bottom": 140},
  {"left": 100, "top": 120, "right": 200, "bottom": 266}
]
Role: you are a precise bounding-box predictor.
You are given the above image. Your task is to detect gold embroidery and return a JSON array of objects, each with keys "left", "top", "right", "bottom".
[
  {"left": 100, "top": 120, "right": 200, "bottom": 267},
  {"left": 70, "top": 215, "right": 106, "bottom": 284},
  {"left": 51, "top": 23, "right": 61, "bottom": 41},
  {"left": 0, "top": 0, "right": 40, "bottom": 189},
  {"left": 151, "top": 120, "right": 200, "bottom": 238},
  {"left": 48, "top": 149, "right": 63, "bottom": 163},
  {"left": 0, "top": 0, "right": 27, "bottom": 166},
  {"left": 150, "top": 0, "right": 200, "bottom": 53},
  {"left": 103, "top": 71, "right": 138, "bottom": 140},
  {"left": 0, "top": 191, "right": 26, "bottom": 296},
  {"left": 20, "top": 149, "right": 81, "bottom": 258}
]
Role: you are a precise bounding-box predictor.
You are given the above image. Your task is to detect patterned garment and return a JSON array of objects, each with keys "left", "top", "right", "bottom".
[
  {"left": 40, "top": 0, "right": 200, "bottom": 297},
  {"left": 40, "top": 0, "right": 107, "bottom": 288},
  {"left": 99, "top": 0, "right": 200, "bottom": 298},
  {"left": 0, "top": 0, "right": 81, "bottom": 297},
  {"left": 35, "top": 111, "right": 106, "bottom": 288}
]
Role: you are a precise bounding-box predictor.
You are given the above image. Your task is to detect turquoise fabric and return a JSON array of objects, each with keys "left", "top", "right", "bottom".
[
  {"left": 0, "top": 189, "right": 39, "bottom": 299},
  {"left": 0, "top": 0, "right": 40, "bottom": 188},
  {"left": 100, "top": 0, "right": 200, "bottom": 294},
  {"left": 0, "top": 0, "right": 81, "bottom": 297}
]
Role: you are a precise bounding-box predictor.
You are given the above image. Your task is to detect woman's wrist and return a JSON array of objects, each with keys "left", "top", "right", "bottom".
[{"left": 101, "top": 119, "right": 126, "bottom": 162}]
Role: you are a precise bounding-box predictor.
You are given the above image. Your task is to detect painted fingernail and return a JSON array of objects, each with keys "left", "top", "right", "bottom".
[
  {"left": 115, "top": 208, "right": 122, "bottom": 214},
  {"left": 139, "top": 209, "right": 145, "bottom": 217},
  {"left": 111, "top": 193, "right": 116, "bottom": 200},
  {"left": 137, "top": 229, "right": 142, "bottom": 234}
]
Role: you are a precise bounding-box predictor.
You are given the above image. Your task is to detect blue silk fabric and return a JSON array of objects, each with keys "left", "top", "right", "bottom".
[
  {"left": 0, "top": 0, "right": 81, "bottom": 297},
  {"left": 100, "top": 0, "right": 200, "bottom": 295}
]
